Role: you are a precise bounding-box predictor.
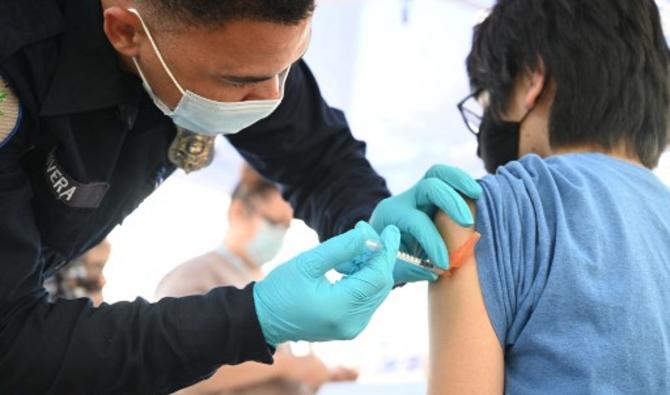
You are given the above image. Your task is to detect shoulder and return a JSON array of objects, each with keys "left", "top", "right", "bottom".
[
  {"left": 479, "top": 154, "right": 553, "bottom": 198},
  {"left": 480, "top": 153, "right": 610, "bottom": 199},
  {"left": 476, "top": 154, "right": 570, "bottom": 232},
  {"left": 0, "top": 0, "right": 64, "bottom": 61},
  {"left": 478, "top": 153, "right": 635, "bottom": 229},
  {"left": 155, "top": 253, "right": 233, "bottom": 299}
]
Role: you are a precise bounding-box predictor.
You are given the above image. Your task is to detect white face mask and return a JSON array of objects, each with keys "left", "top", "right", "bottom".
[
  {"left": 245, "top": 219, "right": 288, "bottom": 266},
  {"left": 128, "top": 9, "right": 290, "bottom": 136}
]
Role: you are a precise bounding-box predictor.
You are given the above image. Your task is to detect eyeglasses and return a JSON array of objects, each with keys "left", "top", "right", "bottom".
[{"left": 457, "top": 90, "right": 485, "bottom": 136}]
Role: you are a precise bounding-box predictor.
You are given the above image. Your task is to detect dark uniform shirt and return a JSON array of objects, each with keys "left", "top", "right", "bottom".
[{"left": 0, "top": 1, "right": 390, "bottom": 394}]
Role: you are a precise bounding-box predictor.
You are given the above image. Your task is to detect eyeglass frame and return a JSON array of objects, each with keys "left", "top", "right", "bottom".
[{"left": 457, "top": 89, "right": 484, "bottom": 136}]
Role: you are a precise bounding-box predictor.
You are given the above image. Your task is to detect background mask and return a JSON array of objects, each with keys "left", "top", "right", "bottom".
[{"left": 245, "top": 220, "right": 288, "bottom": 266}]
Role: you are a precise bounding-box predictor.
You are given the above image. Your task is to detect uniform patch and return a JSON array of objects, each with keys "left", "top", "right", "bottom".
[
  {"left": 45, "top": 150, "right": 110, "bottom": 209},
  {"left": 0, "top": 77, "right": 22, "bottom": 148}
]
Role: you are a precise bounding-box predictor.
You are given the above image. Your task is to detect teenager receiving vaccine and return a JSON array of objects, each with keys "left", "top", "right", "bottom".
[{"left": 428, "top": 1, "right": 670, "bottom": 393}]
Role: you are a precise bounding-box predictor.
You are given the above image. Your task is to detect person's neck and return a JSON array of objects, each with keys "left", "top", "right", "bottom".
[
  {"left": 553, "top": 144, "right": 644, "bottom": 168},
  {"left": 221, "top": 238, "right": 263, "bottom": 280}
]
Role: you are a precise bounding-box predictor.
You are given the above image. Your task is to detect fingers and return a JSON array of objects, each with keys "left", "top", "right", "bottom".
[
  {"left": 424, "top": 164, "right": 482, "bottom": 199},
  {"left": 302, "top": 221, "right": 379, "bottom": 278},
  {"left": 326, "top": 227, "right": 400, "bottom": 340},
  {"left": 395, "top": 208, "right": 450, "bottom": 269},
  {"left": 415, "top": 178, "right": 474, "bottom": 227},
  {"left": 342, "top": 226, "right": 400, "bottom": 296},
  {"left": 334, "top": 261, "right": 361, "bottom": 276}
]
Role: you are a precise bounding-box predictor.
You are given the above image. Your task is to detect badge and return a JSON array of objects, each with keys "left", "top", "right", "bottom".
[
  {"left": 0, "top": 77, "right": 22, "bottom": 148},
  {"left": 168, "top": 127, "right": 216, "bottom": 173}
]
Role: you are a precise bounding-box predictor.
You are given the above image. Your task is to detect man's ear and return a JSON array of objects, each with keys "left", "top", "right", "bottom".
[{"left": 103, "top": 7, "right": 143, "bottom": 58}]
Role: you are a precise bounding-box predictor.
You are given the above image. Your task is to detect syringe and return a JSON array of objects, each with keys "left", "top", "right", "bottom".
[{"left": 365, "top": 240, "right": 445, "bottom": 275}]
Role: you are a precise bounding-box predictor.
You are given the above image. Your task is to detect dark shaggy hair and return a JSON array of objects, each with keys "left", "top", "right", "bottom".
[
  {"left": 467, "top": 0, "right": 670, "bottom": 168},
  {"left": 231, "top": 165, "right": 279, "bottom": 212},
  {"left": 138, "top": 0, "right": 315, "bottom": 28}
]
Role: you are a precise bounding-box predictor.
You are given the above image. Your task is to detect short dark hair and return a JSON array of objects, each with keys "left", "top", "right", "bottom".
[
  {"left": 231, "top": 164, "right": 279, "bottom": 212},
  {"left": 467, "top": 0, "right": 670, "bottom": 168},
  {"left": 138, "top": 0, "right": 315, "bottom": 28}
]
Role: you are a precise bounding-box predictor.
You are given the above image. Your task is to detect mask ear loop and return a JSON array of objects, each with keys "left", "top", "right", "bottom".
[{"left": 127, "top": 8, "right": 185, "bottom": 95}]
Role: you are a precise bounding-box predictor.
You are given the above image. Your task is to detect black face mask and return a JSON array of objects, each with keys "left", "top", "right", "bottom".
[{"left": 477, "top": 113, "right": 521, "bottom": 174}]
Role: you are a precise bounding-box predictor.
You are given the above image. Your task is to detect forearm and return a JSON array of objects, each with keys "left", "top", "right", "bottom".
[{"left": 0, "top": 285, "right": 273, "bottom": 395}]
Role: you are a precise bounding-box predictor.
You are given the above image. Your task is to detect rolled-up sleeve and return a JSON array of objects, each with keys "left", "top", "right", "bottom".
[{"left": 474, "top": 160, "right": 551, "bottom": 348}]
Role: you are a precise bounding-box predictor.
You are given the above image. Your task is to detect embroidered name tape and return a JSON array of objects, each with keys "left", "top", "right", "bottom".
[{"left": 45, "top": 151, "right": 110, "bottom": 209}]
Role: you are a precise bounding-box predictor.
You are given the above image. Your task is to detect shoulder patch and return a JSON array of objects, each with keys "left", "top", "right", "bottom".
[{"left": 0, "top": 78, "right": 22, "bottom": 148}]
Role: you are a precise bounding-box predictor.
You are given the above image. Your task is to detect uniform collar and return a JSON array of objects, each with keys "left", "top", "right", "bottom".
[{"left": 40, "top": 0, "right": 142, "bottom": 117}]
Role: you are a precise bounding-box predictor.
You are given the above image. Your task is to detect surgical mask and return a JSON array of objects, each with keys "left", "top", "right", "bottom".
[
  {"left": 245, "top": 220, "right": 288, "bottom": 266},
  {"left": 477, "top": 112, "right": 523, "bottom": 174},
  {"left": 128, "top": 9, "right": 289, "bottom": 136}
]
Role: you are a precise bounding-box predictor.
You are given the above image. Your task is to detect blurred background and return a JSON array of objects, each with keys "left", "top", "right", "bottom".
[{"left": 102, "top": 0, "right": 670, "bottom": 392}]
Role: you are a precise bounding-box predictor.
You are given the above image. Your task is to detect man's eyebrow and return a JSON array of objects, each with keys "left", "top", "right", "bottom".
[{"left": 220, "top": 74, "right": 276, "bottom": 84}]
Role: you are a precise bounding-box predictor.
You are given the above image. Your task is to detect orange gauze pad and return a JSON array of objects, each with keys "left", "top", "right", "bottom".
[{"left": 446, "top": 232, "right": 481, "bottom": 277}]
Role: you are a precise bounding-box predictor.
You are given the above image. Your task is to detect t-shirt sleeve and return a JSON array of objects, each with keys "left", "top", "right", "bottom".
[{"left": 474, "top": 159, "right": 554, "bottom": 348}]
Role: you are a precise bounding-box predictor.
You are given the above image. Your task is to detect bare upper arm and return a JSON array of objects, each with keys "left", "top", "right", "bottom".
[{"left": 428, "top": 206, "right": 504, "bottom": 395}]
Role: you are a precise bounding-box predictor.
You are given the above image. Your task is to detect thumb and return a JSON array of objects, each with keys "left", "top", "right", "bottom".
[{"left": 302, "top": 221, "right": 379, "bottom": 278}]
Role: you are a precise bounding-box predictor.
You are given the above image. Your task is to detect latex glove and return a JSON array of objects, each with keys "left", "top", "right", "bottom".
[
  {"left": 369, "top": 165, "right": 482, "bottom": 284},
  {"left": 253, "top": 222, "right": 400, "bottom": 348}
]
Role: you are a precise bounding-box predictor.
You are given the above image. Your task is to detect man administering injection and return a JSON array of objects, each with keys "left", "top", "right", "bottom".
[{"left": 0, "top": 0, "right": 480, "bottom": 393}]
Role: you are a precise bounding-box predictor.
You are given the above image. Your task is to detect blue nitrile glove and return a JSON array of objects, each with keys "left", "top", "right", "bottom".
[
  {"left": 367, "top": 165, "right": 482, "bottom": 284},
  {"left": 253, "top": 222, "right": 400, "bottom": 348}
]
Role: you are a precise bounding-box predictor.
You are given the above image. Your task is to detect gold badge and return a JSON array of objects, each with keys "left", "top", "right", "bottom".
[
  {"left": 168, "top": 127, "right": 216, "bottom": 173},
  {"left": 0, "top": 78, "right": 21, "bottom": 146}
]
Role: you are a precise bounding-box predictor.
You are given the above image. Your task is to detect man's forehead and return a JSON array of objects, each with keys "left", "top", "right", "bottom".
[
  {"left": 220, "top": 28, "right": 310, "bottom": 82},
  {"left": 170, "top": 18, "right": 312, "bottom": 76}
]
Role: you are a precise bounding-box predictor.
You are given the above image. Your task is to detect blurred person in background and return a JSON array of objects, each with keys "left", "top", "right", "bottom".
[
  {"left": 157, "top": 165, "right": 357, "bottom": 395},
  {"left": 45, "top": 240, "right": 111, "bottom": 307}
]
